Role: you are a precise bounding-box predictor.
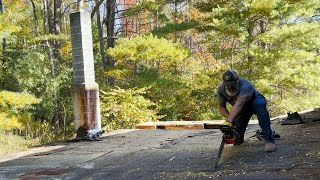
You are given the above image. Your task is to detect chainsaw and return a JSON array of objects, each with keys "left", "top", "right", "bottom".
[
  {"left": 214, "top": 125, "right": 238, "bottom": 168},
  {"left": 204, "top": 123, "right": 240, "bottom": 168}
]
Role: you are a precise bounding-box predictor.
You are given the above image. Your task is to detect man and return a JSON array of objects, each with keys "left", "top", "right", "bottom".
[{"left": 217, "top": 69, "right": 276, "bottom": 152}]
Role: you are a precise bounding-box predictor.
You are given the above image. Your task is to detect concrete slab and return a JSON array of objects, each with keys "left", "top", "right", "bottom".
[
  {"left": 0, "top": 115, "right": 320, "bottom": 179},
  {"left": 0, "top": 125, "right": 258, "bottom": 179}
]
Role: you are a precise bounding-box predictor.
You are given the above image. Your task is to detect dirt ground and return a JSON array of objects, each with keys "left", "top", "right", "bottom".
[{"left": 0, "top": 109, "right": 319, "bottom": 179}]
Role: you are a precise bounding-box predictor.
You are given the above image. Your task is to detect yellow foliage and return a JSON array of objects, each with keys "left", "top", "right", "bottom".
[
  {"left": 0, "top": 0, "right": 25, "bottom": 33},
  {"left": 0, "top": 91, "right": 40, "bottom": 131},
  {"left": 249, "top": 0, "right": 276, "bottom": 16},
  {"left": 188, "top": 8, "right": 207, "bottom": 22},
  {"left": 61, "top": 42, "right": 72, "bottom": 61},
  {"left": 0, "top": 91, "right": 40, "bottom": 109},
  {"left": 104, "top": 68, "right": 134, "bottom": 79},
  {"left": 0, "top": 112, "right": 24, "bottom": 130}
]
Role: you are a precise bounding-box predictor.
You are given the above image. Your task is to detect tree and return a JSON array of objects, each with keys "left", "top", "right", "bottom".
[
  {"left": 30, "top": 0, "right": 39, "bottom": 36},
  {"left": 94, "top": 0, "right": 107, "bottom": 69},
  {"left": 0, "top": 0, "right": 6, "bottom": 54},
  {"left": 105, "top": 0, "right": 116, "bottom": 69},
  {"left": 107, "top": 34, "right": 189, "bottom": 73},
  {"left": 105, "top": 34, "right": 221, "bottom": 120},
  {"left": 192, "top": 0, "right": 320, "bottom": 115},
  {"left": 0, "top": 91, "right": 39, "bottom": 133},
  {"left": 0, "top": 0, "right": 74, "bottom": 134},
  {"left": 100, "top": 87, "right": 162, "bottom": 131}
]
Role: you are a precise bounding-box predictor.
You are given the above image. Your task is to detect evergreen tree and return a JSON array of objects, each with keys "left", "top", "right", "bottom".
[{"left": 193, "top": 0, "right": 320, "bottom": 115}]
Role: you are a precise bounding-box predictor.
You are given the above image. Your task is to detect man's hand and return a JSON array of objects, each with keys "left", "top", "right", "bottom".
[{"left": 222, "top": 120, "right": 233, "bottom": 126}]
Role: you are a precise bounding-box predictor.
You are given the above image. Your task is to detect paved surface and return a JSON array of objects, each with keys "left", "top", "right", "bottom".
[
  {"left": 0, "top": 111, "right": 320, "bottom": 179},
  {"left": 0, "top": 125, "right": 259, "bottom": 179}
]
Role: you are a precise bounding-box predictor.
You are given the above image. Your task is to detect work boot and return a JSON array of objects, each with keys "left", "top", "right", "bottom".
[
  {"left": 256, "top": 129, "right": 281, "bottom": 140},
  {"left": 264, "top": 142, "right": 277, "bottom": 152}
]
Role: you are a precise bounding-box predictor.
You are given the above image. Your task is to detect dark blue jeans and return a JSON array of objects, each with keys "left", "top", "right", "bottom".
[{"left": 234, "top": 94, "right": 275, "bottom": 143}]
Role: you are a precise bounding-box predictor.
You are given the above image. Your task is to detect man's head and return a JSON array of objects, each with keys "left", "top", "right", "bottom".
[{"left": 223, "top": 69, "right": 239, "bottom": 96}]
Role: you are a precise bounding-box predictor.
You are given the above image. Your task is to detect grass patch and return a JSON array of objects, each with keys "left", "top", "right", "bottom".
[{"left": 0, "top": 130, "right": 40, "bottom": 155}]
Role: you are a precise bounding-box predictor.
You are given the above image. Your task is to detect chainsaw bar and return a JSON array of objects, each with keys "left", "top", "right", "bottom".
[
  {"left": 214, "top": 125, "right": 236, "bottom": 168},
  {"left": 214, "top": 138, "right": 225, "bottom": 168}
]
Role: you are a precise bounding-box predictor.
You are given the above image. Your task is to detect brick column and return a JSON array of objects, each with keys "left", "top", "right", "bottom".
[{"left": 70, "top": 11, "right": 101, "bottom": 138}]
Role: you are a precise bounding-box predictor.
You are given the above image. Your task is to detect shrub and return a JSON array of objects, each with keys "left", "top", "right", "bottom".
[{"left": 100, "top": 87, "right": 163, "bottom": 131}]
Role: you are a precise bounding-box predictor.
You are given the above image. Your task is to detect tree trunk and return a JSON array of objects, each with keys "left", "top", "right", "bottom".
[
  {"left": 247, "top": 25, "right": 254, "bottom": 62},
  {"left": 259, "top": 19, "right": 266, "bottom": 49},
  {"left": 45, "top": 0, "right": 60, "bottom": 130},
  {"left": 61, "top": 1, "right": 67, "bottom": 36},
  {"left": 30, "top": 0, "right": 39, "bottom": 36},
  {"left": 246, "top": 23, "right": 254, "bottom": 79},
  {"left": 106, "top": 0, "right": 116, "bottom": 85},
  {"left": 91, "top": 0, "right": 104, "bottom": 19},
  {"left": 0, "top": 0, "right": 3, "bottom": 14},
  {"left": 2, "top": 38, "right": 5, "bottom": 55},
  {"left": 155, "top": 0, "right": 159, "bottom": 28},
  {"left": 47, "top": 0, "right": 54, "bottom": 34},
  {"left": 54, "top": 0, "right": 61, "bottom": 36},
  {"left": 42, "top": 0, "right": 47, "bottom": 34},
  {"left": 0, "top": 0, "right": 6, "bottom": 54},
  {"left": 52, "top": 0, "right": 62, "bottom": 130},
  {"left": 106, "top": 0, "right": 116, "bottom": 56},
  {"left": 46, "top": 38, "right": 59, "bottom": 130},
  {"left": 53, "top": 0, "right": 61, "bottom": 60},
  {"left": 96, "top": 0, "right": 107, "bottom": 68}
]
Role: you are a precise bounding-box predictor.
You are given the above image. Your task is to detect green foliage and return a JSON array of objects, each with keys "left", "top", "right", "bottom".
[
  {"left": 275, "top": 91, "right": 320, "bottom": 115},
  {"left": 26, "top": 120, "right": 74, "bottom": 144},
  {"left": 6, "top": 50, "right": 73, "bottom": 123},
  {"left": 122, "top": 0, "right": 192, "bottom": 36},
  {"left": 105, "top": 32, "right": 230, "bottom": 121},
  {"left": 13, "top": 52, "right": 50, "bottom": 94},
  {"left": 8, "top": 51, "right": 53, "bottom": 121},
  {"left": 0, "top": 0, "right": 74, "bottom": 148},
  {"left": 259, "top": 22, "right": 320, "bottom": 50},
  {"left": 192, "top": 0, "right": 320, "bottom": 117},
  {"left": 151, "top": 21, "right": 200, "bottom": 36},
  {"left": 0, "top": 89, "right": 73, "bottom": 143},
  {"left": 0, "top": 130, "right": 40, "bottom": 155},
  {"left": 123, "top": 1, "right": 159, "bottom": 17},
  {"left": 33, "top": 34, "right": 69, "bottom": 43},
  {"left": 100, "top": 87, "right": 162, "bottom": 131},
  {"left": 136, "top": 71, "right": 219, "bottom": 121},
  {"left": 107, "top": 34, "right": 189, "bottom": 72},
  {"left": 0, "top": 0, "right": 25, "bottom": 40}
]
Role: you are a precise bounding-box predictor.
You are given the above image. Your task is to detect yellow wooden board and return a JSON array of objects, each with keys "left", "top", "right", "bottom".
[
  {"left": 136, "top": 120, "right": 260, "bottom": 130},
  {"left": 136, "top": 120, "right": 225, "bottom": 129}
]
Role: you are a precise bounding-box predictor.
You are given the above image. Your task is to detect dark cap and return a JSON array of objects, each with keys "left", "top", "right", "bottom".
[{"left": 223, "top": 69, "right": 239, "bottom": 86}]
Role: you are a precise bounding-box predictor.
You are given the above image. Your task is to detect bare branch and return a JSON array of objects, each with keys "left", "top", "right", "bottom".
[{"left": 91, "top": 0, "right": 104, "bottom": 19}]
